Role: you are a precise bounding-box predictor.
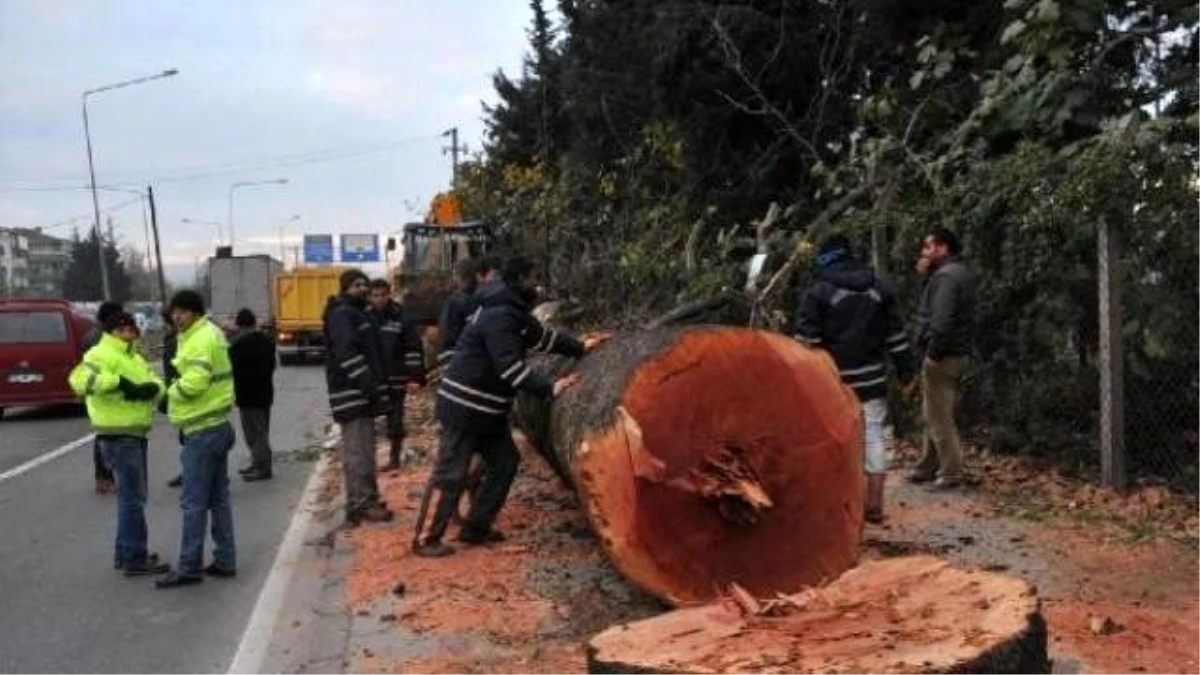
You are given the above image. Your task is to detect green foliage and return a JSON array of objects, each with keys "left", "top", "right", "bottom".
[
  {"left": 63, "top": 229, "right": 132, "bottom": 303},
  {"left": 461, "top": 0, "right": 1198, "bottom": 482}
]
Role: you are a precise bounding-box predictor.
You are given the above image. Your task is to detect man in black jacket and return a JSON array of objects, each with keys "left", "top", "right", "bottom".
[
  {"left": 368, "top": 278, "right": 426, "bottom": 471},
  {"left": 795, "top": 235, "right": 916, "bottom": 523},
  {"left": 323, "top": 269, "right": 393, "bottom": 525},
  {"left": 414, "top": 256, "right": 596, "bottom": 557},
  {"left": 229, "top": 308, "right": 277, "bottom": 482},
  {"left": 909, "top": 227, "right": 976, "bottom": 489},
  {"left": 436, "top": 256, "right": 496, "bottom": 367},
  {"left": 81, "top": 301, "right": 123, "bottom": 494}
]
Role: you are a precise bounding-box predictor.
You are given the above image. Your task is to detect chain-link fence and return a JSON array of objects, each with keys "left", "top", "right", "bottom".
[{"left": 1120, "top": 225, "right": 1199, "bottom": 492}]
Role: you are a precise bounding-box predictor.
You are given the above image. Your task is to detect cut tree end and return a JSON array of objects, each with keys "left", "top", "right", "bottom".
[
  {"left": 573, "top": 328, "right": 865, "bottom": 605},
  {"left": 587, "top": 556, "right": 1050, "bottom": 674}
]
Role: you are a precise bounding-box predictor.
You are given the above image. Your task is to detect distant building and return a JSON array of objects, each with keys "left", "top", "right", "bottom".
[{"left": 0, "top": 227, "right": 71, "bottom": 299}]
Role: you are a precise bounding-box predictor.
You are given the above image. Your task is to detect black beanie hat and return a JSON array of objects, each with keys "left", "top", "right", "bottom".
[
  {"left": 96, "top": 301, "right": 124, "bottom": 324},
  {"left": 339, "top": 268, "right": 369, "bottom": 292},
  {"left": 103, "top": 311, "right": 139, "bottom": 334},
  {"left": 235, "top": 308, "right": 257, "bottom": 327},
  {"left": 169, "top": 289, "right": 206, "bottom": 315}
]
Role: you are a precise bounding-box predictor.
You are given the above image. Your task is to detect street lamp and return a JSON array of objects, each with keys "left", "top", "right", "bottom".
[
  {"left": 275, "top": 214, "right": 300, "bottom": 265},
  {"left": 228, "top": 178, "right": 288, "bottom": 253},
  {"left": 83, "top": 68, "right": 178, "bottom": 300},
  {"left": 181, "top": 217, "right": 225, "bottom": 247}
]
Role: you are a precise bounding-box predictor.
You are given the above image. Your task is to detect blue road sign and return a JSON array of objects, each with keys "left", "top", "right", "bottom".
[
  {"left": 303, "top": 234, "right": 334, "bottom": 263},
  {"left": 340, "top": 234, "right": 380, "bottom": 263}
]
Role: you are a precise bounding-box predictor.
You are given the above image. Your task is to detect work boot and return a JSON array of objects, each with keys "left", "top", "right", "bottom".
[
  {"left": 348, "top": 505, "right": 394, "bottom": 525},
  {"left": 864, "top": 507, "right": 885, "bottom": 525},
  {"left": 167, "top": 475, "right": 183, "bottom": 488},
  {"left": 95, "top": 477, "right": 114, "bottom": 495},
  {"left": 123, "top": 559, "right": 171, "bottom": 577},
  {"left": 906, "top": 469, "right": 936, "bottom": 484},
  {"left": 115, "top": 552, "right": 161, "bottom": 571},
  {"left": 238, "top": 465, "right": 257, "bottom": 476},
  {"left": 155, "top": 571, "right": 203, "bottom": 589},
  {"left": 930, "top": 475, "right": 962, "bottom": 490},
  {"left": 242, "top": 468, "right": 273, "bottom": 482},
  {"left": 413, "top": 540, "right": 455, "bottom": 558},
  {"left": 203, "top": 563, "right": 237, "bottom": 578},
  {"left": 456, "top": 528, "right": 506, "bottom": 545},
  {"left": 379, "top": 460, "right": 401, "bottom": 473}
]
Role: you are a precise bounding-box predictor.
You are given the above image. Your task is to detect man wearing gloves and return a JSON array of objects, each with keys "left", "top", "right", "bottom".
[
  {"left": 69, "top": 311, "right": 169, "bottom": 577},
  {"left": 156, "top": 290, "right": 238, "bottom": 589}
]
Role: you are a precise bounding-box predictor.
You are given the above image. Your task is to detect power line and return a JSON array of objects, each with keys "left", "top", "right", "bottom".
[
  {"left": 0, "top": 133, "right": 442, "bottom": 192},
  {"left": 35, "top": 195, "right": 145, "bottom": 232}
]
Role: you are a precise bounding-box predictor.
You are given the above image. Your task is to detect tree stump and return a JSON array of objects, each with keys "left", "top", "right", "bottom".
[
  {"left": 587, "top": 556, "right": 1049, "bottom": 674},
  {"left": 516, "top": 325, "right": 864, "bottom": 605}
]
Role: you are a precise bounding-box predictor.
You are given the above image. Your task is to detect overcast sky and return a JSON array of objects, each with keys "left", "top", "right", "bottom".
[{"left": 0, "top": 0, "right": 532, "bottom": 282}]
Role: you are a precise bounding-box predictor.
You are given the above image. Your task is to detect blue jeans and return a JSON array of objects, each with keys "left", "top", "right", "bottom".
[
  {"left": 98, "top": 436, "right": 150, "bottom": 567},
  {"left": 177, "top": 422, "right": 236, "bottom": 576}
]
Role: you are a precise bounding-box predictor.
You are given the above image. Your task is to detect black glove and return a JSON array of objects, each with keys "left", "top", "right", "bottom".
[
  {"left": 131, "top": 382, "right": 161, "bottom": 401},
  {"left": 117, "top": 376, "right": 140, "bottom": 399},
  {"left": 158, "top": 396, "right": 169, "bottom": 415}
]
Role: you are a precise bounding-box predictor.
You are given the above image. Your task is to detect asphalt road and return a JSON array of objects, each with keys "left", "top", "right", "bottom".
[{"left": 0, "top": 365, "right": 329, "bottom": 673}]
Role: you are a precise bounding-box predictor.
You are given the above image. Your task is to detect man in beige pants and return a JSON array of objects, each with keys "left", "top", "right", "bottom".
[{"left": 909, "top": 227, "right": 976, "bottom": 489}]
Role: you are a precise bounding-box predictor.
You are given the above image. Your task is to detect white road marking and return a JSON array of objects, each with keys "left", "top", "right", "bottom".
[
  {"left": 0, "top": 433, "right": 95, "bottom": 485},
  {"left": 227, "top": 452, "right": 331, "bottom": 675}
]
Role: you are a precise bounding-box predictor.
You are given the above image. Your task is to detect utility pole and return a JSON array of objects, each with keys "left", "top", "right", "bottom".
[
  {"left": 442, "top": 127, "right": 463, "bottom": 187},
  {"left": 148, "top": 186, "right": 167, "bottom": 304}
]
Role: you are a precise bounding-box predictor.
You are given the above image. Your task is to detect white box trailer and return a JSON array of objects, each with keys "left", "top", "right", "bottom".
[{"left": 206, "top": 254, "right": 283, "bottom": 331}]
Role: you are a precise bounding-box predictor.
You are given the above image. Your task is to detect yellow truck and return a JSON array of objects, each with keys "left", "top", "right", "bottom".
[{"left": 274, "top": 266, "right": 344, "bottom": 365}]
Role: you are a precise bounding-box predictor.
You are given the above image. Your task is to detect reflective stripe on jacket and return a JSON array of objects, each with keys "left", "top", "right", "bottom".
[
  {"left": 69, "top": 332, "right": 163, "bottom": 437},
  {"left": 168, "top": 317, "right": 234, "bottom": 435}
]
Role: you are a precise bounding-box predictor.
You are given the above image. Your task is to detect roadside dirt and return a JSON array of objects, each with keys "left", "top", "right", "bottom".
[{"left": 338, "top": 390, "right": 1198, "bottom": 674}]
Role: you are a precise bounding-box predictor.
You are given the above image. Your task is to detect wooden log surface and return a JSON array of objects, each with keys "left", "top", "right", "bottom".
[
  {"left": 515, "top": 325, "right": 864, "bottom": 605},
  {"left": 586, "top": 555, "right": 1049, "bottom": 674}
]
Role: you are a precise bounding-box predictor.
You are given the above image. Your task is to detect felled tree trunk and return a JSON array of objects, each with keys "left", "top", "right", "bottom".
[
  {"left": 515, "top": 325, "right": 864, "bottom": 605},
  {"left": 587, "top": 555, "right": 1049, "bottom": 674}
]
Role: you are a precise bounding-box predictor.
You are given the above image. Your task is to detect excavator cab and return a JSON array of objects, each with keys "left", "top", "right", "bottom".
[{"left": 394, "top": 221, "right": 492, "bottom": 326}]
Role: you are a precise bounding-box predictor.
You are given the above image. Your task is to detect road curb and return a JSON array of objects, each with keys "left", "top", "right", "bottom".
[{"left": 227, "top": 451, "right": 332, "bottom": 674}]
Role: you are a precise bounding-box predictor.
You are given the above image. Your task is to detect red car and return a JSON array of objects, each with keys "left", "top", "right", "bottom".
[{"left": 0, "top": 299, "right": 94, "bottom": 420}]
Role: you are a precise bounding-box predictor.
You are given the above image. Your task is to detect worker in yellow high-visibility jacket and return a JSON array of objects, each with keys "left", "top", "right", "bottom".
[
  {"left": 69, "top": 311, "right": 169, "bottom": 578},
  {"left": 155, "top": 290, "right": 237, "bottom": 589}
]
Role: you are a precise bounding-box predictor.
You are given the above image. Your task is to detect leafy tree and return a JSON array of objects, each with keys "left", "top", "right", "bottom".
[{"left": 63, "top": 228, "right": 132, "bottom": 303}]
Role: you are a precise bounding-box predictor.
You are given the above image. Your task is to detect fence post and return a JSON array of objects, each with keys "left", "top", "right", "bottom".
[{"left": 1097, "top": 214, "right": 1126, "bottom": 488}]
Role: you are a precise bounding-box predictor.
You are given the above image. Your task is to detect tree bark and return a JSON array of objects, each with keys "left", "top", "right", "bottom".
[
  {"left": 515, "top": 325, "right": 864, "bottom": 605},
  {"left": 587, "top": 555, "right": 1049, "bottom": 674}
]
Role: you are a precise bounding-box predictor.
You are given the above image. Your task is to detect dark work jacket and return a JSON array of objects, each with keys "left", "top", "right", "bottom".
[
  {"left": 794, "top": 259, "right": 916, "bottom": 401},
  {"left": 369, "top": 299, "right": 426, "bottom": 394},
  {"left": 322, "top": 295, "right": 388, "bottom": 423},
  {"left": 917, "top": 256, "right": 977, "bottom": 361},
  {"left": 228, "top": 329, "right": 276, "bottom": 408},
  {"left": 435, "top": 282, "right": 583, "bottom": 435},
  {"left": 436, "top": 286, "right": 477, "bottom": 366}
]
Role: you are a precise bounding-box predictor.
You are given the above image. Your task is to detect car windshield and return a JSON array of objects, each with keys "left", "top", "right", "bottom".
[{"left": 0, "top": 311, "right": 68, "bottom": 344}]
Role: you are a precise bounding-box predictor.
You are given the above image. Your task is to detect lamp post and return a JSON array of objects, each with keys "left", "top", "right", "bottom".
[
  {"left": 276, "top": 214, "right": 300, "bottom": 267},
  {"left": 83, "top": 68, "right": 178, "bottom": 300},
  {"left": 228, "top": 178, "right": 288, "bottom": 253},
  {"left": 181, "top": 217, "right": 225, "bottom": 248}
]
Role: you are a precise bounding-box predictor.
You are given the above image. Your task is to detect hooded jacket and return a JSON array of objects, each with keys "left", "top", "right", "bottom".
[
  {"left": 794, "top": 258, "right": 915, "bottom": 401},
  {"left": 435, "top": 281, "right": 583, "bottom": 435},
  {"left": 917, "top": 256, "right": 976, "bottom": 361},
  {"left": 369, "top": 298, "right": 426, "bottom": 394},
  {"left": 323, "top": 294, "right": 388, "bottom": 423},
  {"left": 69, "top": 332, "right": 164, "bottom": 437}
]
